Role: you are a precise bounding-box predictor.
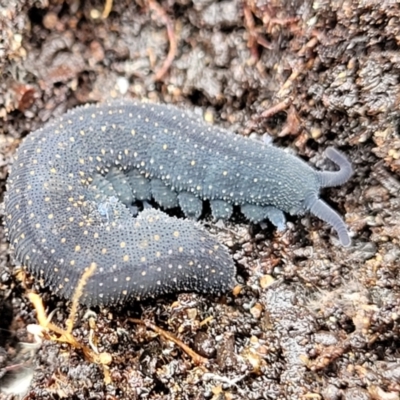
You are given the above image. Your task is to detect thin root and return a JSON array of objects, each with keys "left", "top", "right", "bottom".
[
  {"left": 147, "top": 0, "right": 177, "bottom": 81},
  {"left": 27, "top": 263, "right": 112, "bottom": 383},
  {"left": 129, "top": 318, "right": 209, "bottom": 365},
  {"left": 102, "top": 0, "right": 113, "bottom": 19},
  {"left": 66, "top": 263, "right": 97, "bottom": 334},
  {"left": 261, "top": 98, "right": 292, "bottom": 119}
]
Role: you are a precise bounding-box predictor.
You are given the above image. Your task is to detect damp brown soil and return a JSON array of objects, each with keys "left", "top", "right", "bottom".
[{"left": 1, "top": 1, "right": 400, "bottom": 399}]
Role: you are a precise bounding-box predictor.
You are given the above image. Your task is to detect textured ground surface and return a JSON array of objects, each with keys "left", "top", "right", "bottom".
[{"left": 1, "top": 0, "right": 400, "bottom": 399}]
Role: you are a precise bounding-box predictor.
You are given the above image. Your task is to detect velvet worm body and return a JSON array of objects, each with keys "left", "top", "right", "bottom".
[{"left": 4, "top": 100, "right": 353, "bottom": 306}]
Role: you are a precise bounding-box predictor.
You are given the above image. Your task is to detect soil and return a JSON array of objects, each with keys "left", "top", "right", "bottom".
[{"left": 1, "top": 0, "right": 400, "bottom": 399}]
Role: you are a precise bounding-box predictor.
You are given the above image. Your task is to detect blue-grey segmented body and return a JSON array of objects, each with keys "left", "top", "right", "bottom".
[{"left": 4, "top": 99, "right": 352, "bottom": 306}]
